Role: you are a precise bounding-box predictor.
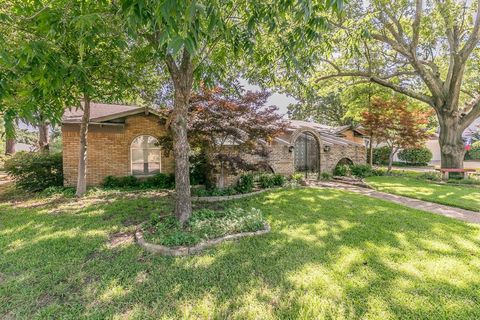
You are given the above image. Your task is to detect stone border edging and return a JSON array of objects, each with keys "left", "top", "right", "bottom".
[
  {"left": 135, "top": 223, "right": 271, "bottom": 256},
  {"left": 191, "top": 188, "right": 273, "bottom": 202}
]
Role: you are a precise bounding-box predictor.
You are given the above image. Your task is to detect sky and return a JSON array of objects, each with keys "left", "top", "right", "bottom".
[{"left": 239, "top": 78, "right": 298, "bottom": 118}]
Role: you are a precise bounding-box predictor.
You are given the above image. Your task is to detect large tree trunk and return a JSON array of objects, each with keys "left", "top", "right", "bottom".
[
  {"left": 165, "top": 50, "right": 194, "bottom": 226},
  {"left": 5, "top": 138, "right": 15, "bottom": 155},
  {"left": 438, "top": 115, "right": 465, "bottom": 169},
  {"left": 387, "top": 147, "right": 397, "bottom": 172},
  {"left": 171, "top": 88, "right": 192, "bottom": 225},
  {"left": 38, "top": 122, "right": 50, "bottom": 154},
  {"left": 76, "top": 96, "right": 91, "bottom": 197}
]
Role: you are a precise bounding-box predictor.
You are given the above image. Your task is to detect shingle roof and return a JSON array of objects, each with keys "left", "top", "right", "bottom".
[
  {"left": 285, "top": 120, "right": 365, "bottom": 146},
  {"left": 62, "top": 102, "right": 150, "bottom": 123}
]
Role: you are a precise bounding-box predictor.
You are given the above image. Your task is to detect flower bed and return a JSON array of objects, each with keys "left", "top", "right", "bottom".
[{"left": 139, "top": 207, "right": 269, "bottom": 255}]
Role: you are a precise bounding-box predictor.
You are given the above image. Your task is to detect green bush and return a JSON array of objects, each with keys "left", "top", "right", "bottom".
[
  {"left": 417, "top": 172, "right": 442, "bottom": 181},
  {"left": 373, "top": 146, "right": 392, "bottom": 165},
  {"left": 466, "top": 141, "right": 480, "bottom": 160},
  {"left": 4, "top": 152, "right": 63, "bottom": 192},
  {"left": 102, "top": 173, "right": 175, "bottom": 189},
  {"left": 235, "top": 173, "right": 254, "bottom": 193},
  {"left": 398, "top": 147, "right": 432, "bottom": 165},
  {"left": 350, "top": 164, "right": 374, "bottom": 178},
  {"left": 142, "top": 173, "right": 175, "bottom": 189},
  {"left": 258, "top": 174, "right": 276, "bottom": 189},
  {"left": 334, "top": 164, "right": 351, "bottom": 176},
  {"left": 320, "top": 172, "right": 331, "bottom": 180},
  {"left": 291, "top": 173, "right": 304, "bottom": 182},
  {"left": 272, "top": 174, "right": 286, "bottom": 186}
]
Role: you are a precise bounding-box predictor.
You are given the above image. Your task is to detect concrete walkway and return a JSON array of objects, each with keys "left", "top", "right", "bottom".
[{"left": 313, "top": 181, "right": 480, "bottom": 224}]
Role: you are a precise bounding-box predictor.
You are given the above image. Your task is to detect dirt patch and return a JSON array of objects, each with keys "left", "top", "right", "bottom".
[
  {"left": 36, "top": 293, "right": 55, "bottom": 308},
  {"left": 107, "top": 231, "right": 134, "bottom": 249}
]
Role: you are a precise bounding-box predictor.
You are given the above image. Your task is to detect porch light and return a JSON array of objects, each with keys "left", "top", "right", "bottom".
[
  {"left": 323, "top": 145, "right": 331, "bottom": 153},
  {"left": 288, "top": 145, "right": 295, "bottom": 153}
]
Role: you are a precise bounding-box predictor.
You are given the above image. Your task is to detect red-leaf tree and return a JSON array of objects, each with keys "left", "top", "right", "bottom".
[
  {"left": 161, "top": 87, "right": 286, "bottom": 188},
  {"left": 362, "top": 96, "right": 431, "bottom": 171}
]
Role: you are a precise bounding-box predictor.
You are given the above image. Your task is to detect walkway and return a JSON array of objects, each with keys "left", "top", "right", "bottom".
[{"left": 312, "top": 181, "right": 480, "bottom": 224}]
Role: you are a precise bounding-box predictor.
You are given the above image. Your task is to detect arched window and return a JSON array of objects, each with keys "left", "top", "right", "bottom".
[{"left": 131, "top": 135, "right": 161, "bottom": 176}]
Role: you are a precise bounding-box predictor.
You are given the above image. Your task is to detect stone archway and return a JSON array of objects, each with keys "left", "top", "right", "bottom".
[
  {"left": 336, "top": 157, "right": 354, "bottom": 167},
  {"left": 293, "top": 131, "right": 320, "bottom": 178}
]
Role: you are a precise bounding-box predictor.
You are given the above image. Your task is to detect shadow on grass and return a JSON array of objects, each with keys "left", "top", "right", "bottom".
[{"left": 1, "top": 188, "right": 480, "bottom": 319}]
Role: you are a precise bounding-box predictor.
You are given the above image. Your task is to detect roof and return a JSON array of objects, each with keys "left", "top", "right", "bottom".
[
  {"left": 62, "top": 102, "right": 163, "bottom": 124},
  {"left": 285, "top": 120, "right": 366, "bottom": 147}
]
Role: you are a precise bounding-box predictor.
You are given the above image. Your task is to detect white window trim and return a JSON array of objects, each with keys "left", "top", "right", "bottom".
[{"left": 130, "top": 135, "right": 162, "bottom": 176}]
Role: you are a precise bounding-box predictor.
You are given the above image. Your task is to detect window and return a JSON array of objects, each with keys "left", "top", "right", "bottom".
[{"left": 131, "top": 135, "right": 161, "bottom": 176}]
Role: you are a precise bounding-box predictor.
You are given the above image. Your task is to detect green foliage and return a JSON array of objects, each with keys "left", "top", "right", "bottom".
[
  {"left": 145, "top": 207, "right": 265, "bottom": 247},
  {"left": 257, "top": 173, "right": 284, "bottom": 189},
  {"left": 398, "top": 147, "right": 432, "bottom": 165},
  {"left": 320, "top": 172, "right": 332, "bottom": 180},
  {"left": 373, "top": 146, "right": 392, "bottom": 165},
  {"left": 191, "top": 186, "right": 237, "bottom": 197},
  {"left": 466, "top": 141, "right": 480, "bottom": 160},
  {"left": 102, "top": 173, "right": 175, "bottom": 189},
  {"left": 291, "top": 173, "right": 305, "bottom": 182},
  {"left": 4, "top": 152, "right": 63, "bottom": 192},
  {"left": 39, "top": 186, "right": 76, "bottom": 198},
  {"left": 235, "top": 173, "right": 254, "bottom": 194},
  {"left": 350, "top": 164, "right": 374, "bottom": 178},
  {"left": 334, "top": 164, "right": 351, "bottom": 176}
]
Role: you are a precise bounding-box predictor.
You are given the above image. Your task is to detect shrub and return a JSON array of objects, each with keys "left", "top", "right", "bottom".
[
  {"left": 4, "top": 152, "right": 63, "bottom": 192},
  {"left": 320, "top": 172, "right": 331, "bottom": 180},
  {"left": 334, "top": 164, "right": 351, "bottom": 176},
  {"left": 398, "top": 147, "right": 432, "bottom": 165},
  {"left": 373, "top": 146, "right": 392, "bottom": 165},
  {"left": 102, "top": 175, "right": 139, "bottom": 188},
  {"left": 466, "top": 141, "right": 480, "bottom": 160},
  {"left": 235, "top": 173, "right": 254, "bottom": 193},
  {"left": 417, "top": 172, "right": 442, "bottom": 181},
  {"left": 350, "top": 164, "right": 374, "bottom": 178},
  {"left": 272, "top": 174, "right": 286, "bottom": 186},
  {"left": 258, "top": 174, "right": 276, "bottom": 189},
  {"left": 291, "top": 173, "right": 304, "bottom": 182},
  {"left": 142, "top": 173, "right": 175, "bottom": 189}
]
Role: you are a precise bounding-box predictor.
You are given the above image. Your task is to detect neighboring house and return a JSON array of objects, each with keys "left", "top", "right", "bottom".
[{"left": 61, "top": 103, "right": 367, "bottom": 186}]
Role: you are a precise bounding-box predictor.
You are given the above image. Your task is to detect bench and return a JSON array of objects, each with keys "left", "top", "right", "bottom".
[{"left": 435, "top": 168, "right": 477, "bottom": 180}]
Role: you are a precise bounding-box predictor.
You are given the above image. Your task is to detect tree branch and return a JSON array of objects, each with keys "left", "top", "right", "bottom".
[{"left": 460, "top": 95, "right": 480, "bottom": 130}]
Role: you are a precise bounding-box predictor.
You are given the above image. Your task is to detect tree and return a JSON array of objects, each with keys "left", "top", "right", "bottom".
[
  {"left": 362, "top": 96, "right": 431, "bottom": 171},
  {"left": 4, "top": 0, "right": 144, "bottom": 196},
  {"left": 314, "top": 0, "right": 480, "bottom": 170},
  {"left": 161, "top": 87, "right": 285, "bottom": 188},
  {"left": 119, "top": 0, "right": 344, "bottom": 225}
]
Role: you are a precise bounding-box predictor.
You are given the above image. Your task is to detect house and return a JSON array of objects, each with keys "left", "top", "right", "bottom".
[{"left": 61, "top": 103, "right": 367, "bottom": 186}]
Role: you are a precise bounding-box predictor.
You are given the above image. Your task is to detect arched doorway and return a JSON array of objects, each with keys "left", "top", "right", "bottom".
[
  {"left": 294, "top": 131, "right": 320, "bottom": 178},
  {"left": 336, "top": 158, "right": 354, "bottom": 167}
]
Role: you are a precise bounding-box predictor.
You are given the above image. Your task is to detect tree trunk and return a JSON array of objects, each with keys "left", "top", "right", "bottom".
[
  {"left": 5, "top": 138, "right": 15, "bottom": 155},
  {"left": 171, "top": 88, "right": 192, "bottom": 225},
  {"left": 38, "top": 122, "right": 50, "bottom": 154},
  {"left": 438, "top": 116, "right": 464, "bottom": 169},
  {"left": 76, "top": 96, "right": 91, "bottom": 197},
  {"left": 387, "top": 147, "right": 397, "bottom": 172}
]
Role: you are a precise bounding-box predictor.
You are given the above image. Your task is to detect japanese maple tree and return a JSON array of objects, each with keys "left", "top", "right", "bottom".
[
  {"left": 362, "top": 96, "right": 431, "bottom": 171},
  {"left": 161, "top": 87, "right": 285, "bottom": 188}
]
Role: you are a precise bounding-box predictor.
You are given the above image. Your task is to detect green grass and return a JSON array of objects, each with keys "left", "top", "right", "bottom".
[
  {"left": 2, "top": 188, "right": 480, "bottom": 319},
  {"left": 366, "top": 176, "right": 480, "bottom": 212}
]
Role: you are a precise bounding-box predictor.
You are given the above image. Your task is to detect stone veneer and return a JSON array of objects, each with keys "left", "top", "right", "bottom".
[{"left": 62, "top": 114, "right": 174, "bottom": 186}]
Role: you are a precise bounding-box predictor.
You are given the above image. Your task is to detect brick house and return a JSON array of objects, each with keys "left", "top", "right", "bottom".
[{"left": 62, "top": 102, "right": 367, "bottom": 186}]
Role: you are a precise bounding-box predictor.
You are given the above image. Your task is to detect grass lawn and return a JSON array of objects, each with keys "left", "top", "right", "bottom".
[
  {"left": 366, "top": 176, "right": 480, "bottom": 212},
  {"left": 2, "top": 187, "right": 480, "bottom": 319}
]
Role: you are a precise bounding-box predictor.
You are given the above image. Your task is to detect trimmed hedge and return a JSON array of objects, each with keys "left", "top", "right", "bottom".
[
  {"left": 102, "top": 173, "right": 175, "bottom": 189},
  {"left": 4, "top": 152, "right": 63, "bottom": 192},
  {"left": 398, "top": 147, "right": 432, "bottom": 165}
]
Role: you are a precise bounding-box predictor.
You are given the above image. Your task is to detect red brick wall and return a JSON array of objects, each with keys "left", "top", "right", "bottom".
[{"left": 62, "top": 114, "right": 174, "bottom": 186}]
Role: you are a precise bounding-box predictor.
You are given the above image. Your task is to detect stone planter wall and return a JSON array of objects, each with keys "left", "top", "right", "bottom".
[{"left": 135, "top": 224, "right": 271, "bottom": 256}]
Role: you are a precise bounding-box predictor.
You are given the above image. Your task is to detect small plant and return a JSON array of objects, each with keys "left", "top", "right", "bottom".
[
  {"left": 258, "top": 174, "right": 276, "bottom": 189},
  {"left": 102, "top": 173, "right": 175, "bottom": 189},
  {"left": 320, "top": 172, "right": 331, "bottom": 180},
  {"left": 334, "top": 164, "right": 351, "bottom": 176},
  {"left": 373, "top": 146, "right": 393, "bottom": 165},
  {"left": 142, "top": 173, "right": 175, "bottom": 189},
  {"left": 102, "top": 175, "right": 139, "bottom": 188},
  {"left": 4, "top": 152, "right": 63, "bottom": 192},
  {"left": 272, "top": 174, "right": 286, "bottom": 186},
  {"left": 235, "top": 173, "right": 254, "bottom": 193},
  {"left": 291, "top": 173, "right": 304, "bottom": 182},
  {"left": 350, "top": 164, "right": 373, "bottom": 178},
  {"left": 417, "top": 172, "right": 442, "bottom": 181}
]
